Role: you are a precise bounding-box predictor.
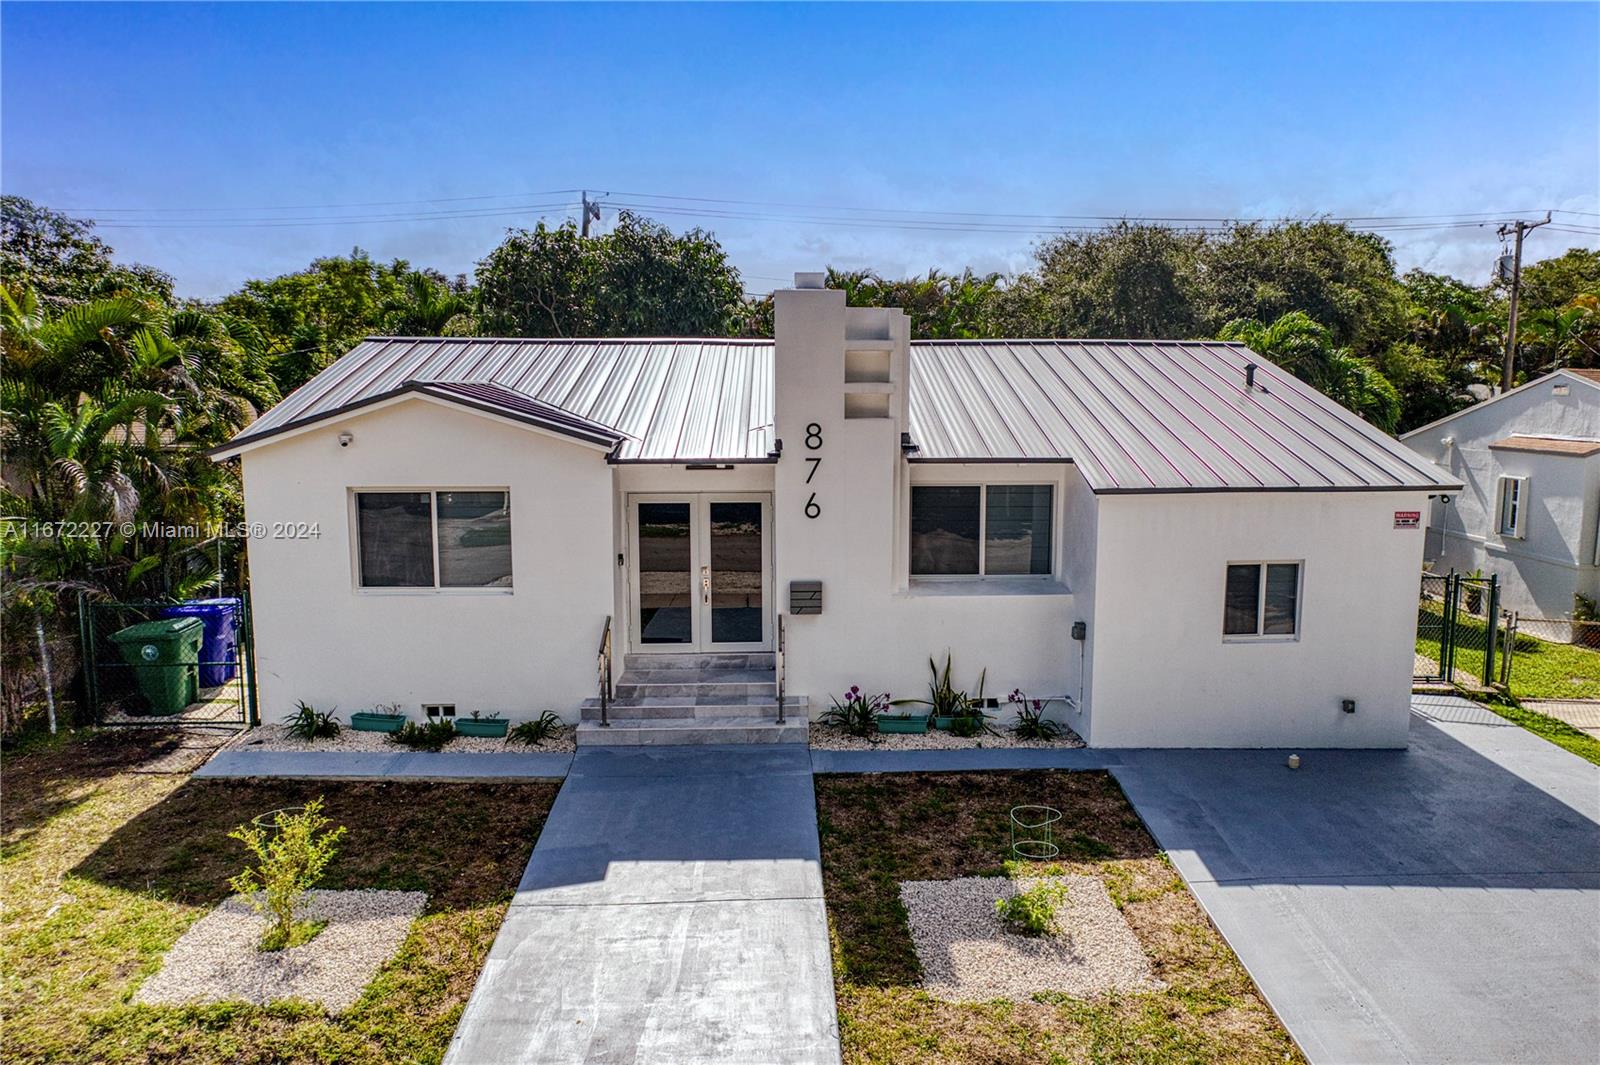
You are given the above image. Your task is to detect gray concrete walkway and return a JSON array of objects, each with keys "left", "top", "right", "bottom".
[
  {"left": 1524, "top": 698, "right": 1600, "bottom": 739},
  {"left": 809, "top": 745, "right": 1118, "bottom": 774},
  {"left": 446, "top": 743, "right": 840, "bottom": 1065},
  {"left": 194, "top": 749, "right": 572, "bottom": 780},
  {"left": 1110, "top": 698, "right": 1600, "bottom": 1065}
]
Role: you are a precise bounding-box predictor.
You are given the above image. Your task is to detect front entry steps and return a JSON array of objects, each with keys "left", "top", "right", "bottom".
[{"left": 577, "top": 652, "right": 808, "bottom": 746}]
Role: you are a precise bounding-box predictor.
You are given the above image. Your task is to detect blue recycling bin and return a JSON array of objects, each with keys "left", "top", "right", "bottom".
[{"left": 158, "top": 597, "right": 241, "bottom": 687}]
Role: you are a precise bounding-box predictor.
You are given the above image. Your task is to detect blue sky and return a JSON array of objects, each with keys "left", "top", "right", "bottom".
[{"left": 4, "top": 2, "right": 1596, "bottom": 299}]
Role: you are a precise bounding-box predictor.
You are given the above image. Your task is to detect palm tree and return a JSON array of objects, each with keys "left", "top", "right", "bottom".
[
  {"left": 382, "top": 270, "right": 471, "bottom": 336},
  {"left": 1220, "top": 311, "right": 1402, "bottom": 432}
]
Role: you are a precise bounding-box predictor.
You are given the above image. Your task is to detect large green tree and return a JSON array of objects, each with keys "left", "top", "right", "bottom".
[
  {"left": 1189, "top": 221, "right": 1407, "bottom": 353},
  {"left": 219, "top": 250, "right": 421, "bottom": 392},
  {"left": 1, "top": 196, "right": 173, "bottom": 308},
  {"left": 475, "top": 211, "right": 744, "bottom": 337},
  {"left": 995, "top": 222, "right": 1203, "bottom": 339}
]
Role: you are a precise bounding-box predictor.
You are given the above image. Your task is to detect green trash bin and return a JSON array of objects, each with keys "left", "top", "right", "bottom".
[{"left": 109, "top": 616, "right": 204, "bottom": 715}]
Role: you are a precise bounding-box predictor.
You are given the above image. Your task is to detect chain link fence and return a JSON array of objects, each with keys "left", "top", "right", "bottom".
[
  {"left": 1415, "top": 572, "right": 1501, "bottom": 687},
  {"left": 79, "top": 593, "right": 256, "bottom": 731}
]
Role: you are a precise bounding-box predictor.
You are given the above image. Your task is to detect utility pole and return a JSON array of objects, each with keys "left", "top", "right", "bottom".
[
  {"left": 1497, "top": 211, "right": 1553, "bottom": 391},
  {"left": 580, "top": 191, "right": 602, "bottom": 238}
]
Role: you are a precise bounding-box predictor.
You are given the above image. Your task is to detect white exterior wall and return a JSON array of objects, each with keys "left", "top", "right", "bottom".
[
  {"left": 1086, "top": 490, "right": 1430, "bottom": 748},
  {"left": 771, "top": 286, "right": 1085, "bottom": 723},
  {"left": 239, "top": 397, "right": 614, "bottom": 722},
  {"left": 1403, "top": 376, "right": 1600, "bottom": 616}
]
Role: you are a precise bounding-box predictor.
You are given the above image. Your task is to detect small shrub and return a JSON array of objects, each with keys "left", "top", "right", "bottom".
[
  {"left": 821, "top": 686, "right": 889, "bottom": 737},
  {"left": 392, "top": 720, "right": 456, "bottom": 751},
  {"left": 508, "top": 711, "right": 566, "bottom": 746},
  {"left": 283, "top": 701, "right": 340, "bottom": 740},
  {"left": 995, "top": 879, "right": 1068, "bottom": 936},
  {"left": 1008, "top": 689, "right": 1062, "bottom": 740},
  {"left": 228, "top": 798, "right": 347, "bottom": 951},
  {"left": 893, "top": 653, "right": 985, "bottom": 718}
]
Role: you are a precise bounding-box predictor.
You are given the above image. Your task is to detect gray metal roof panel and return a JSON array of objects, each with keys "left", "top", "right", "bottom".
[{"left": 226, "top": 336, "right": 1457, "bottom": 488}]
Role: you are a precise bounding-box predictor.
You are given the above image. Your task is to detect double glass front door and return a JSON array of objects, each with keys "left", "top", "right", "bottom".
[{"left": 630, "top": 494, "right": 771, "bottom": 651}]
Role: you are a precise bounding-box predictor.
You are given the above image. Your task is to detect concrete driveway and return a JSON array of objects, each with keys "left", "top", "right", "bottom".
[
  {"left": 446, "top": 744, "right": 839, "bottom": 1065},
  {"left": 1112, "top": 695, "right": 1600, "bottom": 1065}
]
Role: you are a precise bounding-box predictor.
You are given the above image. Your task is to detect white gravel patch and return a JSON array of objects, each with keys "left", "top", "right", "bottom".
[
  {"left": 808, "top": 722, "right": 1084, "bottom": 751},
  {"left": 237, "top": 722, "right": 576, "bottom": 754},
  {"left": 136, "top": 889, "right": 427, "bottom": 1011},
  {"left": 899, "top": 875, "right": 1159, "bottom": 1002}
]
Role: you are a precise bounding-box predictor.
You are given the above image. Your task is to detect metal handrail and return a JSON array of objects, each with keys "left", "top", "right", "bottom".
[
  {"left": 597, "top": 615, "right": 613, "bottom": 728},
  {"left": 775, "top": 614, "right": 786, "bottom": 725}
]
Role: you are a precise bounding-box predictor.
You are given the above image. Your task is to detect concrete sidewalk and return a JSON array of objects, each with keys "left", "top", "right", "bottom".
[
  {"left": 445, "top": 744, "right": 840, "bottom": 1065},
  {"left": 194, "top": 749, "right": 572, "bottom": 780},
  {"left": 1111, "top": 699, "right": 1600, "bottom": 1065},
  {"left": 810, "top": 744, "right": 1118, "bottom": 774}
]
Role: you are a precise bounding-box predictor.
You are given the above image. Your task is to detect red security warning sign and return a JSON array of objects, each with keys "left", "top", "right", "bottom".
[{"left": 1394, "top": 511, "right": 1421, "bottom": 529}]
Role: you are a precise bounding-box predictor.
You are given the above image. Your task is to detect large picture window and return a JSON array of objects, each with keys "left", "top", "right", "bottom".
[
  {"left": 356, "top": 490, "right": 512, "bottom": 589},
  {"left": 910, "top": 484, "right": 1053, "bottom": 577},
  {"left": 1223, "top": 562, "right": 1300, "bottom": 638}
]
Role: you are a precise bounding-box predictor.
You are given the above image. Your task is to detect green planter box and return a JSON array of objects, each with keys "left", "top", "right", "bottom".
[
  {"left": 350, "top": 711, "right": 406, "bottom": 733},
  {"left": 877, "top": 713, "right": 930, "bottom": 735},
  {"left": 454, "top": 717, "right": 509, "bottom": 738}
]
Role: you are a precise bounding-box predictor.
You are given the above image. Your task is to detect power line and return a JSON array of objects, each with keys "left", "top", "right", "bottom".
[
  {"left": 66, "top": 189, "right": 581, "bottom": 213},
  {"left": 94, "top": 202, "right": 578, "bottom": 229}
]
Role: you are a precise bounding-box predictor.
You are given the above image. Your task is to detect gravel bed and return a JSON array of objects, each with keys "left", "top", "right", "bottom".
[
  {"left": 236, "top": 722, "right": 576, "bottom": 754},
  {"left": 808, "top": 722, "right": 1084, "bottom": 751},
  {"left": 899, "top": 875, "right": 1159, "bottom": 1002},
  {"left": 136, "top": 889, "right": 427, "bottom": 1011}
]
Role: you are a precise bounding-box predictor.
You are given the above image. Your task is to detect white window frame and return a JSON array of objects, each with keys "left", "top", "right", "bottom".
[
  {"left": 1496, "top": 475, "right": 1527, "bottom": 539},
  {"left": 350, "top": 487, "right": 513, "bottom": 594},
  {"left": 1222, "top": 560, "right": 1303, "bottom": 642},
  {"left": 908, "top": 482, "right": 1056, "bottom": 581}
]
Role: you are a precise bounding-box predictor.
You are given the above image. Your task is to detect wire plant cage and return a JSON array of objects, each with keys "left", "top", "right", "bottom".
[{"left": 1009, "top": 804, "right": 1062, "bottom": 861}]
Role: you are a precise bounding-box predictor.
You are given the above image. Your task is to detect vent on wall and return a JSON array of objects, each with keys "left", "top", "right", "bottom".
[
  {"left": 844, "top": 393, "right": 891, "bottom": 419},
  {"left": 423, "top": 704, "right": 457, "bottom": 719},
  {"left": 845, "top": 348, "right": 892, "bottom": 384}
]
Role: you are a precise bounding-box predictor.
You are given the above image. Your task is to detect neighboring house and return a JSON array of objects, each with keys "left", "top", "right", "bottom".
[
  {"left": 1401, "top": 369, "right": 1600, "bottom": 619},
  {"left": 212, "top": 273, "right": 1457, "bottom": 749}
]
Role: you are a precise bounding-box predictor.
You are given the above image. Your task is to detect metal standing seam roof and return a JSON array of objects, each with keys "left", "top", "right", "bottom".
[
  {"left": 222, "top": 337, "right": 776, "bottom": 462},
  {"left": 218, "top": 335, "right": 1458, "bottom": 491},
  {"left": 908, "top": 340, "right": 1460, "bottom": 492}
]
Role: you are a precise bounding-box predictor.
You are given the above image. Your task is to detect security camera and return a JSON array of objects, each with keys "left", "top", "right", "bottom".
[{"left": 338, "top": 432, "right": 353, "bottom": 448}]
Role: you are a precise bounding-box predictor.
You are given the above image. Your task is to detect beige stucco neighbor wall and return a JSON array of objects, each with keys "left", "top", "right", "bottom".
[
  {"left": 239, "top": 397, "right": 613, "bottom": 723},
  {"left": 1085, "top": 490, "right": 1431, "bottom": 748}
]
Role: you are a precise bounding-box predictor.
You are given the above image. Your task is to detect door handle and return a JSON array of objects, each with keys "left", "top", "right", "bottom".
[{"left": 701, "top": 565, "right": 710, "bottom": 604}]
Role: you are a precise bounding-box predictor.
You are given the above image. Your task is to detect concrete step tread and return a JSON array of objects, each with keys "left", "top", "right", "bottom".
[{"left": 576, "top": 715, "right": 808, "bottom": 746}]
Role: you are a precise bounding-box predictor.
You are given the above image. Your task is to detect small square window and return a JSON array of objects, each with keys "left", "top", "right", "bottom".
[{"left": 1224, "top": 562, "right": 1301, "bottom": 638}]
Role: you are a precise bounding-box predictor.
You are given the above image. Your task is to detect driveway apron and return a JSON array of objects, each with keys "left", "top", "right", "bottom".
[
  {"left": 1112, "top": 698, "right": 1600, "bottom": 1065},
  {"left": 446, "top": 743, "right": 841, "bottom": 1065}
]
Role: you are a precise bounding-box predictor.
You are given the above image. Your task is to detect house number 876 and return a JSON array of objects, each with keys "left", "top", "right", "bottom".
[{"left": 804, "top": 422, "right": 822, "bottom": 518}]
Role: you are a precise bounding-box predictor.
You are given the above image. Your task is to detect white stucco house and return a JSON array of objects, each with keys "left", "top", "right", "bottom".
[
  {"left": 1400, "top": 368, "right": 1600, "bottom": 618},
  {"left": 213, "top": 273, "right": 1459, "bottom": 748}
]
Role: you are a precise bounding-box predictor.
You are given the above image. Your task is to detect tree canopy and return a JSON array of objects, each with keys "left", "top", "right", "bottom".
[{"left": 475, "top": 211, "right": 745, "bottom": 338}]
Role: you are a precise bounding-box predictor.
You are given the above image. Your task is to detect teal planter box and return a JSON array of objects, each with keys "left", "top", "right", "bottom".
[
  {"left": 877, "top": 713, "right": 930, "bottom": 735},
  {"left": 350, "top": 711, "right": 405, "bottom": 733},
  {"left": 455, "top": 717, "right": 509, "bottom": 738}
]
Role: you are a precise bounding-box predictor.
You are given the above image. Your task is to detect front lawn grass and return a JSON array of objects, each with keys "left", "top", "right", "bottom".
[
  {"left": 1472, "top": 695, "right": 1600, "bottom": 769},
  {"left": 1, "top": 730, "right": 556, "bottom": 1064},
  {"left": 1416, "top": 601, "right": 1600, "bottom": 699},
  {"left": 815, "top": 771, "right": 1303, "bottom": 1065}
]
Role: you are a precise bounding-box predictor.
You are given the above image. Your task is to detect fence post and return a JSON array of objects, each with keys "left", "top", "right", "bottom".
[
  {"left": 1441, "top": 575, "right": 1457, "bottom": 683},
  {"left": 1483, "top": 576, "right": 1500, "bottom": 689},
  {"left": 241, "top": 589, "right": 260, "bottom": 727}
]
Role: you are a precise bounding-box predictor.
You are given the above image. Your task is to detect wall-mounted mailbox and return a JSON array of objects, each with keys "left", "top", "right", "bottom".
[{"left": 789, "top": 580, "right": 822, "bottom": 615}]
